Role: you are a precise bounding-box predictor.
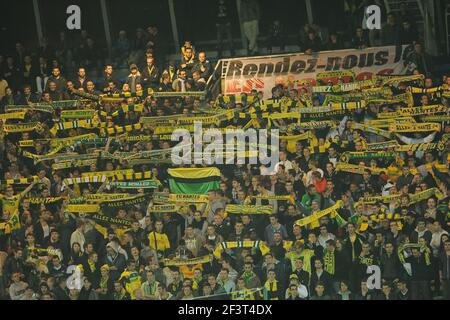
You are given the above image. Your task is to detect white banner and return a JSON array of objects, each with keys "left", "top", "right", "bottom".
[{"left": 221, "top": 45, "right": 409, "bottom": 98}]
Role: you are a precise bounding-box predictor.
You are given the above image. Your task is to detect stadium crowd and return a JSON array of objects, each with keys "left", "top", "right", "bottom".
[{"left": 0, "top": 1, "right": 449, "bottom": 301}]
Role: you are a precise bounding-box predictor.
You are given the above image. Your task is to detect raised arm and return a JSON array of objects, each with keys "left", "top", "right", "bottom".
[{"left": 19, "top": 181, "right": 37, "bottom": 199}]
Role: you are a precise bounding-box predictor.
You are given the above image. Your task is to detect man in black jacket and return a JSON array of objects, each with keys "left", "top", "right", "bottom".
[
  {"left": 45, "top": 67, "right": 66, "bottom": 93},
  {"left": 141, "top": 56, "right": 159, "bottom": 90},
  {"left": 380, "top": 242, "right": 402, "bottom": 283},
  {"left": 410, "top": 218, "right": 432, "bottom": 244},
  {"left": 102, "top": 64, "right": 118, "bottom": 92},
  {"left": 439, "top": 240, "right": 450, "bottom": 299},
  {"left": 192, "top": 52, "right": 213, "bottom": 82},
  {"left": 291, "top": 258, "right": 310, "bottom": 288},
  {"left": 52, "top": 276, "right": 70, "bottom": 300},
  {"left": 73, "top": 67, "right": 89, "bottom": 90},
  {"left": 396, "top": 279, "right": 411, "bottom": 300},
  {"left": 407, "top": 247, "right": 432, "bottom": 300},
  {"left": 309, "top": 258, "right": 333, "bottom": 296},
  {"left": 16, "top": 85, "right": 38, "bottom": 105},
  {"left": 302, "top": 30, "right": 323, "bottom": 54}
]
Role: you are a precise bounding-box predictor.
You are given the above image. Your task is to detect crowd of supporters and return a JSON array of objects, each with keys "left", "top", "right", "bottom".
[{"left": 0, "top": 1, "right": 449, "bottom": 301}]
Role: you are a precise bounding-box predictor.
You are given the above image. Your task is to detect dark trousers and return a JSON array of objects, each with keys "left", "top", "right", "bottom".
[
  {"left": 217, "top": 23, "right": 234, "bottom": 57},
  {"left": 267, "top": 35, "right": 285, "bottom": 54},
  {"left": 443, "top": 280, "right": 450, "bottom": 300},
  {"left": 411, "top": 280, "right": 431, "bottom": 300}
]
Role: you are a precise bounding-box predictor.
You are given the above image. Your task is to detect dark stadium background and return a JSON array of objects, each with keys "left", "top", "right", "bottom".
[{"left": 0, "top": 0, "right": 310, "bottom": 52}]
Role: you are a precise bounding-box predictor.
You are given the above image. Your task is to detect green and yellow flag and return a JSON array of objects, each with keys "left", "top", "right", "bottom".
[{"left": 168, "top": 167, "right": 220, "bottom": 195}]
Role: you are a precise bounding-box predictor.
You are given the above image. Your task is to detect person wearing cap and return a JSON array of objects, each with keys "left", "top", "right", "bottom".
[
  {"left": 103, "top": 242, "right": 127, "bottom": 281},
  {"left": 126, "top": 64, "right": 142, "bottom": 94},
  {"left": 286, "top": 274, "right": 308, "bottom": 299},
  {"left": 95, "top": 264, "right": 113, "bottom": 300}
]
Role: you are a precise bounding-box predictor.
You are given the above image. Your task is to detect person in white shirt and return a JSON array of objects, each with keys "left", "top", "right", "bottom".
[
  {"left": 304, "top": 159, "right": 324, "bottom": 187},
  {"left": 318, "top": 225, "right": 336, "bottom": 248},
  {"left": 285, "top": 274, "right": 308, "bottom": 299},
  {"left": 273, "top": 151, "right": 293, "bottom": 174}
]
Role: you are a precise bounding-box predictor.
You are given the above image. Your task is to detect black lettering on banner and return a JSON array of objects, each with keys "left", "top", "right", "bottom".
[
  {"left": 243, "top": 63, "right": 258, "bottom": 77},
  {"left": 394, "top": 45, "right": 403, "bottom": 63},
  {"left": 325, "top": 56, "right": 342, "bottom": 71},
  {"left": 358, "top": 53, "right": 375, "bottom": 68},
  {"left": 290, "top": 60, "right": 306, "bottom": 74},
  {"left": 227, "top": 61, "right": 243, "bottom": 77},
  {"left": 305, "top": 59, "right": 318, "bottom": 73},
  {"left": 375, "top": 50, "right": 389, "bottom": 65},
  {"left": 274, "top": 57, "right": 290, "bottom": 75},
  {"left": 343, "top": 55, "right": 358, "bottom": 69},
  {"left": 258, "top": 63, "right": 274, "bottom": 76}
]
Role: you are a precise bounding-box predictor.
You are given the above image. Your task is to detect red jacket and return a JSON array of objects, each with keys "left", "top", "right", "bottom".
[{"left": 314, "top": 178, "right": 327, "bottom": 194}]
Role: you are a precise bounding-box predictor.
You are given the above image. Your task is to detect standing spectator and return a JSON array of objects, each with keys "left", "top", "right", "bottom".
[
  {"left": 216, "top": 0, "right": 234, "bottom": 57},
  {"left": 406, "top": 247, "right": 432, "bottom": 300},
  {"left": 266, "top": 20, "right": 285, "bottom": 54},
  {"left": 241, "top": 0, "right": 260, "bottom": 55},
  {"left": 126, "top": 64, "right": 142, "bottom": 93},
  {"left": 46, "top": 67, "right": 67, "bottom": 93},
  {"left": 141, "top": 56, "right": 160, "bottom": 90},
  {"left": 351, "top": 28, "right": 369, "bottom": 49},
  {"left": 381, "top": 13, "right": 400, "bottom": 46},
  {"left": 406, "top": 42, "right": 434, "bottom": 77},
  {"left": 145, "top": 26, "right": 161, "bottom": 66},
  {"left": 439, "top": 240, "right": 450, "bottom": 299},
  {"left": 113, "top": 30, "right": 131, "bottom": 67},
  {"left": 102, "top": 64, "right": 118, "bottom": 92},
  {"left": 35, "top": 56, "right": 50, "bottom": 94},
  {"left": 399, "top": 20, "right": 418, "bottom": 45},
  {"left": 79, "top": 38, "right": 100, "bottom": 72},
  {"left": 3, "top": 56, "right": 20, "bottom": 93},
  {"left": 73, "top": 67, "right": 89, "bottom": 90},
  {"left": 192, "top": 52, "right": 213, "bottom": 82},
  {"left": 303, "top": 30, "right": 323, "bottom": 54},
  {"left": 0, "top": 73, "right": 8, "bottom": 100},
  {"left": 129, "top": 28, "right": 147, "bottom": 65},
  {"left": 180, "top": 44, "right": 196, "bottom": 76},
  {"left": 20, "top": 55, "right": 35, "bottom": 91}
]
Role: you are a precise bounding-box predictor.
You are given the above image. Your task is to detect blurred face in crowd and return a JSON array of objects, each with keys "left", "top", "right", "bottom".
[
  {"left": 52, "top": 68, "right": 60, "bottom": 77},
  {"left": 49, "top": 81, "right": 57, "bottom": 91},
  {"left": 86, "top": 81, "right": 95, "bottom": 91},
  {"left": 315, "top": 285, "right": 325, "bottom": 296},
  {"left": 185, "top": 48, "right": 193, "bottom": 59},
  {"left": 420, "top": 95, "right": 428, "bottom": 105},
  {"left": 314, "top": 260, "right": 323, "bottom": 270},
  {"left": 114, "top": 283, "right": 123, "bottom": 292},
  {"left": 78, "top": 68, "right": 86, "bottom": 78},
  {"left": 198, "top": 52, "right": 206, "bottom": 63}
]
